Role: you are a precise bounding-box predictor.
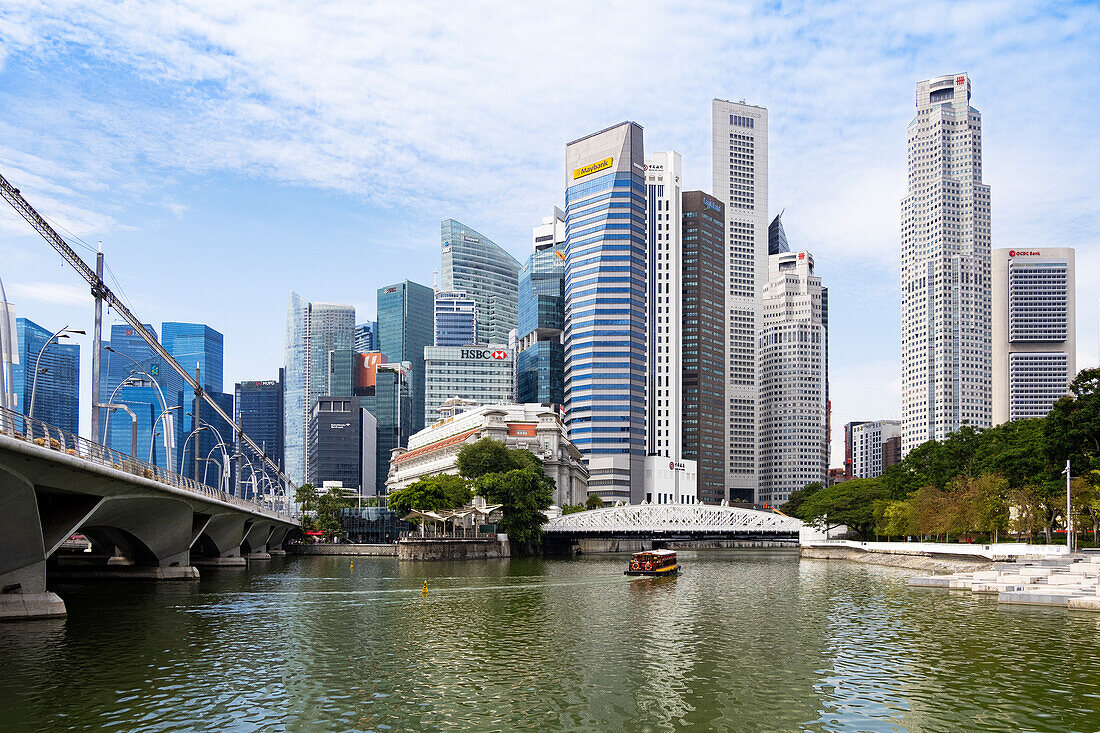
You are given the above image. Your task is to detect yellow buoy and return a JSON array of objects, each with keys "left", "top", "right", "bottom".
[
  {"left": 422, "top": 580, "right": 428, "bottom": 595},
  {"left": 350, "top": 561, "right": 354, "bottom": 571}
]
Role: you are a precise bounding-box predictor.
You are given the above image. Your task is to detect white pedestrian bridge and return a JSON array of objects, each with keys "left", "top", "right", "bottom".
[{"left": 544, "top": 503, "right": 805, "bottom": 536}]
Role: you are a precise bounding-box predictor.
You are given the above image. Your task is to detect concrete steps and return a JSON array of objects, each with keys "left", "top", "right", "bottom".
[{"left": 909, "top": 555, "right": 1100, "bottom": 612}]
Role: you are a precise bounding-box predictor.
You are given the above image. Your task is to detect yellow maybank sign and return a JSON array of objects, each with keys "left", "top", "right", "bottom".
[{"left": 572, "top": 157, "right": 613, "bottom": 180}]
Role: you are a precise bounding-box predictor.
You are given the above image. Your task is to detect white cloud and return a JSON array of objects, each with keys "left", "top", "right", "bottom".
[{"left": 9, "top": 281, "right": 91, "bottom": 306}]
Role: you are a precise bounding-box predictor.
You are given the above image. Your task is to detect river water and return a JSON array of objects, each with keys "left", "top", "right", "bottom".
[{"left": 3, "top": 550, "right": 1100, "bottom": 732}]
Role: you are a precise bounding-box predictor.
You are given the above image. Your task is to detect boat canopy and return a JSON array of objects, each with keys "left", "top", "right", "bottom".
[{"left": 633, "top": 549, "right": 676, "bottom": 557}]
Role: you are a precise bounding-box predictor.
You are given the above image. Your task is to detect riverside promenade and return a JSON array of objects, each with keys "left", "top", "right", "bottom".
[{"left": 910, "top": 554, "right": 1100, "bottom": 611}]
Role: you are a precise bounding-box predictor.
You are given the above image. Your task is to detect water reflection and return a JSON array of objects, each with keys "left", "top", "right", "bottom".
[{"left": 2, "top": 552, "right": 1100, "bottom": 731}]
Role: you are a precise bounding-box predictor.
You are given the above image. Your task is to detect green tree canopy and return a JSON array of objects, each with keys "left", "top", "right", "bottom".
[
  {"left": 794, "top": 478, "right": 893, "bottom": 540},
  {"left": 474, "top": 467, "right": 554, "bottom": 545},
  {"left": 456, "top": 438, "right": 525, "bottom": 479},
  {"left": 388, "top": 474, "right": 472, "bottom": 517},
  {"left": 585, "top": 494, "right": 605, "bottom": 510}
]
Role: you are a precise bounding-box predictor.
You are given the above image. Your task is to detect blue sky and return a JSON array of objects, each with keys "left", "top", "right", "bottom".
[{"left": 0, "top": 0, "right": 1097, "bottom": 464}]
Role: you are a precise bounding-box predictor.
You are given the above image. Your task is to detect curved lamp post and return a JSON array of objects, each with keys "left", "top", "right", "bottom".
[
  {"left": 28, "top": 325, "right": 84, "bottom": 419},
  {"left": 101, "top": 376, "right": 140, "bottom": 440},
  {"left": 179, "top": 425, "right": 209, "bottom": 475},
  {"left": 105, "top": 346, "right": 173, "bottom": 467}
]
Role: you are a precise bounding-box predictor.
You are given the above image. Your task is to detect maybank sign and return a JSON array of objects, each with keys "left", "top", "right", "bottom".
[{"left": 572, "top": 157, "right": 613, "bottom": 180}]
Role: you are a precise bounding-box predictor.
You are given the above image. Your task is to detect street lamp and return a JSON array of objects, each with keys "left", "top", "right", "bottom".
[
  {"left": 105, "top": 346, "right": 174, "bottom": 465},
  {"left": 101, "top": 376, "right": 140, "bottom": 440},
  {"left": 28, "top": 325, "right": 84, "bottom": 420},
  {"left": 151, "top": 405, "right": 181, "bottom": 468},
  {"left": 179, "top": 425, "right": 209, "bottom": 475},
  {"left": 202, "top": 441, "right": 233, "bottom": 491}
]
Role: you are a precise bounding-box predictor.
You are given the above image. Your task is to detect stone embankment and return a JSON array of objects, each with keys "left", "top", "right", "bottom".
[
  {"left": 910, "top": 554, "right": 1100, "bottom": 611},
  {"left": 287, "top": 543, "right": 397, "bottom": 557},
  {"left": 800, "top": 545, "right": 993, "bottom": 573},
  {"left": 397, "top": 536, "right": 511, "bottom": 561}
]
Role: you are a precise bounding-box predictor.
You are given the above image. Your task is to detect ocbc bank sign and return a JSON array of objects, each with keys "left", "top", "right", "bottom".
[{"left": 460, "top": 349, "right": 508, "bottom": 360}]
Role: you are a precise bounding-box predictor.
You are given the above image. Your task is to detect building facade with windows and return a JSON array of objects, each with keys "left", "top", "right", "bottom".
[
  {"left": 901, "top": 73, "right": 992, "bottom": 452},
  {"left": 424, "top": 344, "right": 514, "bottom": 423},
  {"left": 234, "top": 372, "right": 284, "bottom": 499},
  {"left": 849, "top": 420, "right": 903, "bottom": 479},
  {"left": 13, "top": 318, "right": 79, "bottom": 434},
  {"left": 516, "top": 208, "right": 567, "bottom": 407},
  {"left": 681, "top": 191, "right": 727, "bottom": 505},
  {"left": 564, "top": 121, "right": 647, "bottom": 504},
  {"left": 377, "top": 280, "right": 433, "bottom": 434},
  {"left": 354, "top": 321, "right": 377, "bottom": 352},
  {"left": 434, "top": 290, "right": 478, "bottom": 347},
  {"left": 387, "top": 402, "right": 587, "bottom": 507},
  {"left": 441, "top": 219, "right": 520, "bottom": 346},
  {"left": 712, "top": 99, "right": 768, "bottom": 503},
  {"left": 307, "top": 395, "right": 371, "bottom": 496},
  {"left": 283, "top": 293, "right": 356, "bottom": 483},
  {"left": 992, "top": 247, "right": 1075, "bottom": 423},
  {"left": 757, "top": 251, "right": 828, "bottom": 504},
  {"left": 355, "top": 353, "right": 412, "bottom": 495}
]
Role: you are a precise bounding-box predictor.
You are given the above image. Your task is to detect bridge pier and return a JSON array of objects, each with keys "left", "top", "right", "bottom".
[
  {"left": 0, "top": 466, "right": 66, "bottom": 620},
  {"left": 243, "top": 521, "right": 276, "bottom": 561},
  {"left": 191, "top": 514, "right": 248, "bottom": 567}
]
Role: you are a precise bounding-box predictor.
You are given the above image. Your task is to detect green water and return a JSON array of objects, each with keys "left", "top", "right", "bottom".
[{"left": 3, "top": 550, "right": 1100, "bottom": 732}]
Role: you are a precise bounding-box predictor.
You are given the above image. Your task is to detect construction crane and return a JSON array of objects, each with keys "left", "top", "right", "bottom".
[{"left": 0, "top": 171, "right": 296, "bottom": 500}]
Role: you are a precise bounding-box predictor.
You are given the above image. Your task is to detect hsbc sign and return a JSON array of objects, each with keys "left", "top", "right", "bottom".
[{"left": 460, "top": 349, "right": 508, "bottom": 360}]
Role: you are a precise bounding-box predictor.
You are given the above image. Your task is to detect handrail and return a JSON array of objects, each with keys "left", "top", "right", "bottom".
[{"left": 0, "top": 405, "right": 294, "bottom": 522}]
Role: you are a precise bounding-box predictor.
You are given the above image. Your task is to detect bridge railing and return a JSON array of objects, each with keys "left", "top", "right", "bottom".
[{"left": 0, "top": 405, "right": 290, "bottom": 520}]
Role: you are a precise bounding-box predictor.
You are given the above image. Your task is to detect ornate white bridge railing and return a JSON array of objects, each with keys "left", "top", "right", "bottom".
[{"left": 544, "top": 503, "right": 805, "bottom": 534}]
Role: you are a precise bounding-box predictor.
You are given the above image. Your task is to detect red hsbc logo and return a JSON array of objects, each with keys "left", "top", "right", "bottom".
[
  {"left": 1009, "top": 250, "right": 1041, "bottom": 257},
  {"left": 491, "top": 350, "right": 506, "bottom": 360},
  {"left": 461, "top": 348, "right": 508, "bottom": 360},
  {"left": 955, "top": 76, "right": 965, "bottom": 85}
]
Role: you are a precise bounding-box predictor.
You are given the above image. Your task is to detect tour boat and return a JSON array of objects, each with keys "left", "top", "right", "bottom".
[{"left": 624, "top": 549, "right": 679, "bottom": 577}]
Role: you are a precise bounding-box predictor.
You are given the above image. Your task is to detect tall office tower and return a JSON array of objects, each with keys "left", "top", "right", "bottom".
[
  {"left": 377, "top": 280, "right": 433, "bottom": 433},
  {"left": 757, "top": 251, "right": 828, "bottom": 504},
  {"left": 434, "top": 290, "right": 478, "bottom": 346},
  {"left": 235, "top": 371, "right": 284, "bottom": 499},
  {"left": 850, "top": 420, "right": 903, "bottom": 478},
  {"left": 162, "top": 322, "right": 224, "bottom": 476},
  {"left": 564, "top": 121, "right": 647, "bottom": 504},
  {"left": 100, "top": 323, "right": 183, "bottom": 469},
  {"left": 516, "top": 208, "right": 567, "bottom": 406},
  {"left": 283, "top": 293, "right": 356, "bottom": 484},
  {"left": 424, "top": 344, "right": 513, "bottom": 421},
  {"left": 713, "top": 99, "right": 768, "bottom": 503},
  {"left": 354, "top": 321, "right": 377, "bottom": 352},
  {"left": 308, "top": 396, "right": 364, "bottom": 494},
  {"left": 681, "top": 191, "right": 727, "bottom": 505},
  {"left": 645, "top": 152, "right": 683, "bottom": 466},
  {"left": 992, "top": 248, "right": 1076, "bottom": 423},
  {"left": 768, "top": 211, "right": 789, "bottom": 255},
  {"left": 441, "top": 219, "right": 521, "bottom": 345},
  {"left": 901, "top": 73, "right": 992, "bottom": 452},
  {"left": 843, "top": 420, "right": 868, "bottom": 478},
  {"left": 13, "top": 318, "right": 79, "bottom": 434},
  {"left": 354, "top": 352, "right": 412, "bottom": 495}
]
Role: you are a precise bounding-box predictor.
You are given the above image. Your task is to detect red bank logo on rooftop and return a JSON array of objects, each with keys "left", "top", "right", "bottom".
[
  {"left": 956, "top": 76, "right": 965, "bottom": 85},
  {"left": 491, "top": 350, "right": 507, "bottom": 360}
]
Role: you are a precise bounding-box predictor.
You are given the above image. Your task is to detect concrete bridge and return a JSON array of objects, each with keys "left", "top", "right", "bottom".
[
  {"left": 544, "top": 503, "right": 805, "bottom": 553},
  {"left": 0, "top": 410, "right": 298, "bottom": 620}
]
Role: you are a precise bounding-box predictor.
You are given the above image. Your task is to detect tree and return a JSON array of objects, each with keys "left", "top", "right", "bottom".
[
  {"left": 294, "top": 483, "right": 318, "bottom": 512},
  {"left": 784, "top": 482, "right": 822, "bottom": 518},
  {"left": 585, "top": 494, "right": 604, "bottom": 510},
  {"left": 796, "top": 478, "right": 892, "bottom": 540},
  {"left": 474, "top": 466, "right": 554, "bottom": 545},
  {"left": 388, "top": 474, "right": 472, "bottom": 517},
  {"left": 456, "top": 438, "right": 520, "bottom": 479},
  {"left": 1045, "top": 368, "right": 1100, "bottom": 471},
  {"left": 875, "top": 500, "right": 915, "bottom": 539},
  {"left": 560, "top": 503, "right": 585, "bottom": 515},
  {"left": 314, "top": 487, "right": 355, "bottom": 537}
]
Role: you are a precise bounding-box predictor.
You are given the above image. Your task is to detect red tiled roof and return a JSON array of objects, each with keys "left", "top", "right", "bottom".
[{"left": 392, "top": 427, "right": 480, "bottom": 464}]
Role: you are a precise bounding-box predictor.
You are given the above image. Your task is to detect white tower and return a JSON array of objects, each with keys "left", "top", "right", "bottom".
[
  {"left": 901, "top": 73, "right": 992, "bottom": 453},
  {"left": 712, "top": 99, "right": 768, "bottom": 502}
]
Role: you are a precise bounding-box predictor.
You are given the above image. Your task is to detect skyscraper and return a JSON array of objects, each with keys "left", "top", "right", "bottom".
[
  {"left": 768, "top": 210, "right": 789, "bottom": 255},
  {"left": 377, "top": 280, "right": 433, "bottom": 433},
  {"left": 901, "top": 73, "right": 992, "bottom": 452},
  {"left": 162, "top": 322, "right": 224, "bottom": 478},
  {"left": 992, "top": 247, "right": 1075, "bottom": 423},
  {"left": 850, "top": 420, "right": 903, "bottom": 479},
  {"left": 434, "top": 290, "right": 478, "bottom": 346},
  {"left": 757, "top": 251, "right": 828, "bottom": 504},
  {"left": 283, "top": 293, "right": 356, "bottom": 483},
  {"left": 564, "top": 121, "right": 647, "bottom": 503},
  {"left": 681, "top": 191, "right": 727, "bottom": 505},
  {"left": 13, "top": 318, "right": 79, "bottom": 434},
  {"left": 713, "top": 99, "right": 768, "bottom": 503},
  {"left": 645, "top": 151, "right": 684, "bottom": 462},
  {"left": 355, "top": 352, "right": 412, "bottom": 495},
  {"left": 516, "top": 208, "right": 566, "bottom": 407},
  {"left": 441, "top": 219, "right": 520, "bottom": 345},
  {"left": 423, "top": 344, "right": 513, "bottom": 421},
  {"left": 354, "top": 321, "right": 377, "bottom": 352},
  {"left": 235, "top": 371, "right": 284, "bottom": 499}
]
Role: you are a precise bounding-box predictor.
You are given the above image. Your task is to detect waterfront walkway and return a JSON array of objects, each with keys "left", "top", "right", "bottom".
[{"left": 910, "top": 554, "right": 1100, "bottom": 611}]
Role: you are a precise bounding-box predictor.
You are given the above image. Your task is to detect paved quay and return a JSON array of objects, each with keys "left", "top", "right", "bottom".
[{"left": 910, "top": 554, "right": 1100, "bottom": 610}]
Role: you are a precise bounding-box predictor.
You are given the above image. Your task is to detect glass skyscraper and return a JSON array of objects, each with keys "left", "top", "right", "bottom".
[
  {"left": 13, "top": 318, "right": 79, "bottom": 434},
  {"left": 354, "top": 321, "right": 377, "bottom": 352},
  {"left": 434, "top": 290, "right": 478, "bottom": 346},
  {"left": 377, "top": 280, "right": 433, "bottom": 433},
  {"left": 440, "top": 219, "right": 520, "bottom": 345},
  {"left": 162, "top": 322, "right": 224, "bottom": 474},
  {"left": 356, "top": 356, "right": 412, "bottom": 495},
  {"left": 235, "top": 370, "right": 284, "bottom": 499},
  {"left": 283, "top": 292, "right": 356, "bottom": 484},
  {"left": 563, "top": 121, "right": 647, "bottom": 504},
  {"left": 517, "top": 209, "right": 566, "bottom": 406}
]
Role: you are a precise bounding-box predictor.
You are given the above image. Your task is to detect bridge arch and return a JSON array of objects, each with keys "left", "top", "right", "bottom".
[{"left": 544, "top": 503, "right": 804, "bottom": 536}]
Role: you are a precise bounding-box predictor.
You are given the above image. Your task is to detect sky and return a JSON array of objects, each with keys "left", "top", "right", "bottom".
[{"left": 0, "top": 0, "right": 1097, "bottom": 466}]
